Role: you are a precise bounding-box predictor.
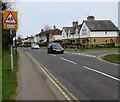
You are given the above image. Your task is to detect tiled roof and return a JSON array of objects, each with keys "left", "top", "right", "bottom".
[
  {"left": 62, "top": 24, "right": 82, "bottom": 34},
  {"left": 84, "top": 20, "right": 119, "bottom": 31},
  {"left": 38, "top": 29, "right": 62, "bottom": 36}
]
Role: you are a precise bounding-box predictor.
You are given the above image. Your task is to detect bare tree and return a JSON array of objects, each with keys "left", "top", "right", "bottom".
[
  {"left": 44, "top": 25, "right": 51, "bottom": 43},
  {"left": 17, "top": 34, "right": 22, "bottom": 45}
]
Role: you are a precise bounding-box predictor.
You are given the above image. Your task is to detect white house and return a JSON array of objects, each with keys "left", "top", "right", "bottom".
[
  {"left": 34, "top": 26, "right": 62, "bottom": 43},
  {"left": 61, "top": 16, "right": 119, "bottom": 47}
]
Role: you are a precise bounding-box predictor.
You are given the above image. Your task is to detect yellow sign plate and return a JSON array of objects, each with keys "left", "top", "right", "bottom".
[{"left": 3, "top": 10, "right": 18, "bottom": 30}]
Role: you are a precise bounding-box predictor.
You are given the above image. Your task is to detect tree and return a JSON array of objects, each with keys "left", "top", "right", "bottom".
[
  {"left": 1, "top": 0, "right": 16, "bottom": 50},
  {"left": 44, "top": 25, "right": 51, "bottom": 43},
  {"left": 17, "top": 34, "right": 22, "bottom": 45}
]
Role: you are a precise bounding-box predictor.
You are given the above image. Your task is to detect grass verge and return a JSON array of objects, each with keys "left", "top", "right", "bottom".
[
  {"left": 40, "top": 46, "right": 47, "bottom": 49},
  {"left": 64, "top": 47, "right": 120, "bottom": 51},
  {"left": 103, "top": 54, "right": 120, "bottom": 64},
  {"left": 2, "top": 50, "right": 19, "bottom": 100}
]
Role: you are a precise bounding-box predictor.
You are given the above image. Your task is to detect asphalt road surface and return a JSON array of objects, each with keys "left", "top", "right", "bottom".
[{"left": 20, "top": 48, "right": 119, "bottom": 101}]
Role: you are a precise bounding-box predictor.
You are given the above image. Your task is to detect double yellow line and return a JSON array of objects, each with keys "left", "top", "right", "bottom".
[{"left": 26, "top": 52, "right": 80, "bottom": 102}]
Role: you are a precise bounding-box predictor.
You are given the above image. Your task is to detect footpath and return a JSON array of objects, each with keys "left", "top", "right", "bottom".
[{"left": 16, "top": 50, "right": 57, "bottom": 100}]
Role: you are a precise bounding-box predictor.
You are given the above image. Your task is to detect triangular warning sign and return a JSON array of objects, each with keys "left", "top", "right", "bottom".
[{"left": 4, "top": 12, "right": 17, "bottom": 24}]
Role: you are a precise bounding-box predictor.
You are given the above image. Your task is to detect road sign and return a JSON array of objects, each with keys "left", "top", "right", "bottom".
[{"left": 3, "top": 10, "right": 18, "bottom": 30}]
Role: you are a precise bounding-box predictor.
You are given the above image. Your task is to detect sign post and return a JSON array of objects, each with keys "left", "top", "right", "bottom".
[
  {"left": 10, "top": 30, "right": 13, "bottom": 72},
  {"left": 3, "top": 10, "right": 18, "bottom": 72}
]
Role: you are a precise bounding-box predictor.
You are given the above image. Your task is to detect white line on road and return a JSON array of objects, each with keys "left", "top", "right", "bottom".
[
  {"left": 83, "top": 66, "right": 120, "bottom": 82},
  {"left": 60, "top": 57, "right": 77, "bottom": 65},
  {"left": 65, "top": 52, "right": 96, "bottom": 58},
  {"left": 50, "top": 54, "right": 57, "bottom": 57}
]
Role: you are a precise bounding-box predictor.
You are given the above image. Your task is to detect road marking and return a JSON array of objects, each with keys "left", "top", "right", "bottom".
[
  {"left": 96, "top": 54, "right": 120, "bottom": 66},
  {"left": 60, "top": 57, "right": 77, "bottom": 65},
  {"left": 50, "top": 54, "right": 56, "bottom": 57},
  {"left": 37, "top": 59, "right": 79, "bottom": 102},
  {"left": 65, "top": 52, "right": 96, "bottom": 58},
  {"left": 26, "top": 52, "right": 79, "bottom": 102},
  {"left": 83, "top": 66, "right": 120, "bottom": 82}
]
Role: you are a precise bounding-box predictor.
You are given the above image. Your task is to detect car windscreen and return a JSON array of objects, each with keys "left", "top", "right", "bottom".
[{"left": 52, "top": 44, "right": 62, "bottom": 48}]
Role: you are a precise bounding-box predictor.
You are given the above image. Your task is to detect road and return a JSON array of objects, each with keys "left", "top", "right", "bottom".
[{"left": 20, "top": 48, "right": 119, "bottom": 101}]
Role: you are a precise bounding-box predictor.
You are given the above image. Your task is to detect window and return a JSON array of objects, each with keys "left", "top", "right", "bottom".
[
  {"left": 62, "top": 33, "right": 65, "bottom": 37},
  {"left": 105, "top": 40, "right": 107, "bottom": 43},
  {"left": 94, "top": 39, "right": 96, "bottom": 42},
  {"left": 82, "top": 29, "right": 87, "bottom": 35},
  {"left": 110, "top": 39, "right": 113, "bottom": 42},
  {"left": 105, "top": 31, "right": 107, "bottom": 35},
  {"left": 82, "top": 40, "right": 86, "bottom": 44},
  {"left": 75, "top": 29, "right": 79, "bottom": 34}
]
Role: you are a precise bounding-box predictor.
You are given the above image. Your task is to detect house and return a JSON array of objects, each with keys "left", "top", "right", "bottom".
[
  {"left": 80, "top": 16, "right": 119, "bottom": 47},
  {"left": 21, "top": 35, "right": 34, "bottom": 44},
  {"left": 61, "top": 16, "right": 119, "bottom": 47},
  {"left": 34, "top": 34, "right": 40, "bottom": 43},
  {"left": 35, "top": 26, "right": 62, "bottom": 43},
  {"left": 61, "top": 21, "right": 82, "bottom": 44}
]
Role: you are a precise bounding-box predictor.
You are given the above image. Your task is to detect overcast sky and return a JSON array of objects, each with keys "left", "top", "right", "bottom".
[{"left": 14, "top": 1, "right": 119, "bottom": 38}]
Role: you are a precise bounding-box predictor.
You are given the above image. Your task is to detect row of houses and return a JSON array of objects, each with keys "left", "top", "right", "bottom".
[{"left": 19, "top": 16, "right": 120, "bottom": 47}]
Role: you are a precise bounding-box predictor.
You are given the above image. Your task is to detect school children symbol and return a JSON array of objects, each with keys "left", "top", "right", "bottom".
[
  {"left": 3, "top": 10, "right": 18, "bottom": 30},
  {"left": 4, "top": 12, "right": 17, "bottom": 24}
]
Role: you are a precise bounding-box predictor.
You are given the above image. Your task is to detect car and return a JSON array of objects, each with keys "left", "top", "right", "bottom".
[
  {"left": 47, "top": 43, "right": 64, "bottom": 54},
  {"left": 23, "top": 44, "right": 31, "bottom": 47},
  {"left": 31, "top": 43, "right": 40, "bottom": 49}
]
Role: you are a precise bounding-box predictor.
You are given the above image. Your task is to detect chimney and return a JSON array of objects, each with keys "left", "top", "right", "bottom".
[
  {"left": 75, "top": 21, "right": 78, "bottom": 26},
  {"left": 87, "top": 16, "right": 95, "bottom": 21},
  {"left": 72, "top": 21, "right": 78, "bottom": 27},
  {"left": 72, "top": 21, "right": 75, "bottom": 27},
  {"left": 53, "top": 25, "right": 56, "bottom": 29},
  {"left": 41, "top": 29, "right": 43, "bottom": 32}
]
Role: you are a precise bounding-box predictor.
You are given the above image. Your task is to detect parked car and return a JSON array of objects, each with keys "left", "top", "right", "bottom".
[
  {"left": 19, "top": 44, "right": 24, "bottom": 47},
  {"left": 23, "top": 44, "right": 30, "bottom": 47},
  {"left": 31, "top": 43, "right": 40, "bottom": 49},
  {"left": 47, "top": 43, "right": 64, "bottom": 54}
]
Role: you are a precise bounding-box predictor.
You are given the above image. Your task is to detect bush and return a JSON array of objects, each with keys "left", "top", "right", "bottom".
[
  {"left": 63, "top": 42, "right": 71, "bottom": 45},
  {"left": 24, "top": 42, "right": 31, "bottom": 44},
  {"left": 37, "top": 42, "right": 48, "bottom": 47}
]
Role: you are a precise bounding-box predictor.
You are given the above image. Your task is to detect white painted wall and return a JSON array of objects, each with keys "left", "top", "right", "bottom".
[
  {"left": 34, "top": 36, "right": 40, "bottom": 43},
  {"left": 91, "top": 31, "right": 118, "bottom": 37},
  {"left": 61, "top": 29, "right": 68, "bottom": 39},
  {"left": 80, "top": 22, "right": 91, "bottom": 38}
]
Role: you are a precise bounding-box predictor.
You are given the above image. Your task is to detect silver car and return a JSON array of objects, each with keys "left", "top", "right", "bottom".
[{"left": 31, "top": 43, "right": 40, "bottom": 49}]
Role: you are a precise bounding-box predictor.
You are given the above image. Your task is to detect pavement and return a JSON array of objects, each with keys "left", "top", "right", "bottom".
[{"left": 16, "top": 50, "right": 57, "bottom": 100}]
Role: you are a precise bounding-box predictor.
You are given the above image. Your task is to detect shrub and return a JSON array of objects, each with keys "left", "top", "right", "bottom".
[
  {"left": 37, "top": 42, "right": 48, "bottom": 47},
  {"left": 63, "top": 42, "right": 71, "bottom": 45}
]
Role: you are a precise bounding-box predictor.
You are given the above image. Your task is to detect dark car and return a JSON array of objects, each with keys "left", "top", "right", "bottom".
[{"left": 47, "top": 43, "right": 64, "bottom": 54}]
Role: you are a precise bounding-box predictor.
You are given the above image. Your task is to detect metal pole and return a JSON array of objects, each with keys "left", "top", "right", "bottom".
[
  {"left": 10, "top": 30, "right": 13, "bottom": 72},
  {"left": 15, "top": 31, "right": 17, "bottom": 55}
]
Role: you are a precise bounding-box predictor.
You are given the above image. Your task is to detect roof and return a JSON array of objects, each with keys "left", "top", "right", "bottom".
[
  {"left": 38, "top": 29, "right": 62, "bottom": 36},
  {"left": 62, "top": 24, "right": 82, "bottom": 34},
  {"left": 75, "top": 24, "right": 82, "bottom": 32},
  {"left": 83, "top": 20, "right": 119, "bottom": 31},
  {"left": 52, "top": 29, "right": 62, "bottom": 35}
]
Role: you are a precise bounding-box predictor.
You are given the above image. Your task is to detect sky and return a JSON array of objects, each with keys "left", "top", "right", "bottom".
[{"left": 13, "top": 0, "right": 119, "bottom": 38}]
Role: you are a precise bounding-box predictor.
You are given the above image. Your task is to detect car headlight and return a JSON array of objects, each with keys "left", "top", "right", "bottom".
[
  {"left": 53, "top": 49, "right": 57, "bottom": 50},
  {"left": 61, "top": 48, "right": 64, "bottom": 50}
]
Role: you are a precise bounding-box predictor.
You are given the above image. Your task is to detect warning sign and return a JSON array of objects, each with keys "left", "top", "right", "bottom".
[{"left": 3, "top": 10, "right": 18, "bottom": 30}]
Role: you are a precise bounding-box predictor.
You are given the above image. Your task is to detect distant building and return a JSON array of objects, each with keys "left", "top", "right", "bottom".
[
  {"left": 34, "top": 26, "right": 62, "bottom": 43},
  {"left": 61, "top": 16, "right": 119, "bottom": 47}
]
